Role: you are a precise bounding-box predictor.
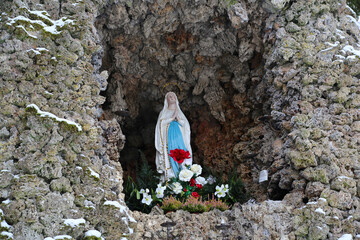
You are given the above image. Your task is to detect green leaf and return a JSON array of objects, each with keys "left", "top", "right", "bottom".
[{"left": 136, "top": 190, "right": 140, "bottom": 200}]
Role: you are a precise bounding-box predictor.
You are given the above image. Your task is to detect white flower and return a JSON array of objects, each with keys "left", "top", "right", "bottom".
[
  {"left": 179, "top": 169, "right": 194, "bottom": 182},
  {"left": 195, "top": 176, "right": 207, "bottom": 186},
  {"left": 223, "top": 184, "right": 229, "bottom": 193},
  {"left": 170, "top": 182, "right": 183, "bottom": 194},
  {"left": 218, "top": 190, "right": 226, "bottom": 198},
  {"left": 190, "top": 164, "right": 202, "bottom": 176},
  {"left": 207, "top": 175, "right": 216, "bottom": 184},
  {"left": 141, "top": 193, "right": 153, "bottom": 205},
  {"left": 215, "top": 185, "right": 226, "bottom": 198},
  {"left": 155, "top": 184, "right": 166, "bottom": 199},
  {"left": 139, "top": 188, "right": 149, "bottom": 194}
]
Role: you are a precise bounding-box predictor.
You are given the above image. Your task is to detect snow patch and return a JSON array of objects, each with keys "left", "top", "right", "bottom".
[
  {"left": 6, "top": 8, "right": 74, "bottom": 37},
  {"left": 338, "top": 234, "right": 353, "bottom": 240},
  {"left": 315, "top": 208, "right": 326, "bottom": 215},
  {"left": 87, "top": 167, "right": 100, "bottom": 179},
  {"left": 84, "top": 200, "right": 95, "bottom": 209},
  {"left": 84, "top": 230, "right": 101, "bottom": 238},
  {"left": 63, "top": 218, "right": 86, "bottom": 228},
  {"left": 2, "top": 199, "right": 10, "bottom": 205},
  {"left": 26, "top": 104, "right": 82, "bottom": 131},
  {"left": 27, "top": 48, "right": 49, "bottom": 55},
  {"left": 346, "top": 5, "right": 357, "bottom": 16},
  {"left": 0, "top": 232, "right": 14, "bottom": 239},
  {"left": 53, "top": 235, "right": 73, "bottom": 240},
  {"left": 104, "top": 200, "right": 125, "bottom": 210},
  {"left": 346, "top": 15, "right": 360, "bottom": 30},
  {"left": 336, "top": 29, "right": 346, "bottom": 39},
  {"left": 319, "top": 41, "right": 339, "bottom": 53},
  {"left": 338, "top": 175, "right": 351, "bottom": 180},
  {"left": 104, "top": 200, "right": 136, "bottom": 223},
  {"left": 1, "top": 220, "right": 11, "bottom": 230}
]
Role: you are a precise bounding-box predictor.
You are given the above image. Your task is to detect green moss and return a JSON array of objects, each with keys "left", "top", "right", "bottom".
[
  {"left": 83, "top": 236, "right": 101, "bottom": 240},
  {"left": 312, "top": 169, "right": 328, "bottom": 184},
  {"left": 85, "top": 167, "right": 100, "bottom": 181},
  {"left": 289, "top": 150, "right": 317, "bottom": 170},
  {"left": 295, "top": 224, "right": 309, "bottom": 237}
]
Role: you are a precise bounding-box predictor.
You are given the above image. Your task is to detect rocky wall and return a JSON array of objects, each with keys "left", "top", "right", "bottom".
[
  {"left": 0, "top": 0, "right": 134, "bottom": 239},
  {"left": 0, "top": 0, "right": 360, "bottom": 239}
]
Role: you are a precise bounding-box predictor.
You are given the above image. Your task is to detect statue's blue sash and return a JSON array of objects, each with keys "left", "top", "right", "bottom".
[{"left": 167, "top": 121, "right": 187, "bottom": 178}]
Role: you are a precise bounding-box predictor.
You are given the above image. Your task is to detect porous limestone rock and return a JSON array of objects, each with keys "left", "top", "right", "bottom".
[{"left": 0, "top": 0, "right": 360, "bottom": 239}]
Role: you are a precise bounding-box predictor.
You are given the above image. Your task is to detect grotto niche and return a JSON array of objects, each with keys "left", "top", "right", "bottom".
[{"left": 95, "top": 0, "right": 286, "bottom": 201}]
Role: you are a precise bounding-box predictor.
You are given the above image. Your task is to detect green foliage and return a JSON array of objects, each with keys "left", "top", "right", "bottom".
[
  {"left": 136, "top": 150, "right": 159, "bottom": 191},
  {"left": 348, "top": 0, "right": 360, "bottom": 15},
  {"left": 123, "top": 176, "right": 152, "bottom": 213},
  {"left": 227, "top": 171, "right": 249, "bottom": 204},
  {"left": 201, "top": 165, "right": 249, "bottom": 205},
  {"left": 123, "top": 151, "right": 160, "bottom": 213}
]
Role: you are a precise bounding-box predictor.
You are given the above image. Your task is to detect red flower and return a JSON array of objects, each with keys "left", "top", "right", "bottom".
[
  {"left": 192, "top": 192, "right": 199, "bottom": 198},
  {"left": 184, "top": 188, "right": 187, "bottom": 192},
  {"left": 169, "top": 149, "right": 191, "bottom": 165},
  {"left": 196, "top": 184, "right": 202, "bottom": 189},
  {"left": 190, "top": 178, "right": 195, "bottom": 187}
]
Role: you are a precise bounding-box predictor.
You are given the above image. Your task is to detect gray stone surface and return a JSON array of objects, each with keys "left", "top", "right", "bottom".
[{"left": 0, "top": 0, "right": 359, "bottom": 239}]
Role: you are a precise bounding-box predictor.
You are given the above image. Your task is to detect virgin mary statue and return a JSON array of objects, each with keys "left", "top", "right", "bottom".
[{"left": 155, "top": 92, "right": 192, "bottom": 182}]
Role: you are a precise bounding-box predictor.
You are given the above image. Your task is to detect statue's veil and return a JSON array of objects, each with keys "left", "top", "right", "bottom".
[
  {"left": 158, "top": 92, "right": 187, "bottom": 122},
  {"left": 155, "top": 92, "right": 192, "bottom": 163}
]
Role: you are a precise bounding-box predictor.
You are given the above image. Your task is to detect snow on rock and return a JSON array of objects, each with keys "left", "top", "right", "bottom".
[
  {"left": 87, "top": 167, "right": 100, "bottom": 180},
  {"left": 1, "top": 220, "right": 12, "bottom": 230},
  {"left": 315, "top": 208, "right": 326, "bottom": 215},
  {"left": 84, "top": 230, "right": 101, "bottom": 237},
  {"left": 319, "top": 41, "right": 339, "bottom": 53},
  {"left": 104, "top": 200, "right": 124, "bottom": 210},
  {"left": 26, "top": 104, "right": 82, "bottom": 131},
  {"left": 84, "top": 200, "right": 96, "bottom": 209},
  {"left": 2, "top": 199, "right": 11, "bottom": 205},
  {"left": 338, "top": 234, "right": 353, "bottom": 240},
  {"left": 338, "top": 175, "right": 351, "bottom": 180},
  {"left": 346, "top": 15, "right": 360, "bottom": 30},
  {"left": 0, "top": 231, "right": 14, "bottom": 239},
  {"left": 53, "top": 235, "right": 73, "bottom": 240},
  {"left": 63, "top": 218, "right": 86, "bottom": 228},
  {"left": 104, "top": 200, "right": 136, "bottom": 223},
  {"left": 342, "top": 45, "right": 360, "bottom": 59},
  {"left": 6, "top": 7, "right": 74, "bottom": 37},
  {"left": 27, "top": 48, "right": 49, "bottom": 55}
]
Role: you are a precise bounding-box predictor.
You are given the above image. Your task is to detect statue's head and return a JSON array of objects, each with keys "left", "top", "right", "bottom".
[{"left": 166, "top": 92, "right": 177, "bottom": 105}]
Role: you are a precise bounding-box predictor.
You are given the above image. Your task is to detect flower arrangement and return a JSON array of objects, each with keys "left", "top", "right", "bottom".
[
  {"left": 124, "top": 149, "right": 248, "bottom": 214},
  {"left": 169, "top": 149, "right": 190, "bottom": 165}
]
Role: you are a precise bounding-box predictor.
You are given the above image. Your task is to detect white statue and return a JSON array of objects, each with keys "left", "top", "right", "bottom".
[{"left": 155, "top": 92, "right": 192, "bottom": 182}]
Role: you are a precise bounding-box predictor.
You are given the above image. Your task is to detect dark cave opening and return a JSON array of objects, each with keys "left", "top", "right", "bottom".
[{"left": 95, "top": 1, "right": 286, "bottom": 201}]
